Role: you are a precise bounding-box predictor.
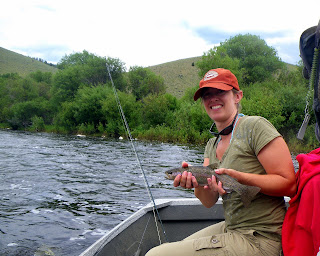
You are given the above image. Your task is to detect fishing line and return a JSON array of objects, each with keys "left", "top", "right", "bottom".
[
  {"left": 297, "top": 42, "right": 319, "bottom": 140},
  {"left": 135, "top": 215, "right": 151, "bottom": 255},
  {"left": 106, "top": 64, "right": 168, "bottom": 244}
]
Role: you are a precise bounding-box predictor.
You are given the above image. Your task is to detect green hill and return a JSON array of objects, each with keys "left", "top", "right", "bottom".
[
  {"left": 0, "top": 47, "right": 57, "bottom": 76},
  {"left": 0, "top": 47, "right": 298, "bottom": 99},
  {"left": 0, "top": 47, "right": 199, "bottom": 98},
  {"left": 148, "top": 56, "right": 201, "bottom": 98},
  {"left": 149, "top": 58, "right": 299, "bottom": 98}
]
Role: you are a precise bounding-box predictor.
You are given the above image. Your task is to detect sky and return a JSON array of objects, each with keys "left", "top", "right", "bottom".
[{"left": 0, "top": 0, "right": 319, "bottom": 70}]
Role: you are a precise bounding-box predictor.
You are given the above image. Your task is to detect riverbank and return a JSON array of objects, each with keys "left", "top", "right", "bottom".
[{"left": 1, "top": 121, "right": 318, "bottom": 155}]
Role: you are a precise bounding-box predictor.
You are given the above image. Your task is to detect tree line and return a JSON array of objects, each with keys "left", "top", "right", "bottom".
[
  {"left": 31, "top": 57, "right": 57, "bottom": 67},
  {"left": 0, "top": 34, "right": 317, "bottom": 152}
]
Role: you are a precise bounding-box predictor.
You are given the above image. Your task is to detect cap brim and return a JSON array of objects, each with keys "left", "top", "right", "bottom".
[{"left": 193, "top": 83, "right": 234, "bottom": 101}]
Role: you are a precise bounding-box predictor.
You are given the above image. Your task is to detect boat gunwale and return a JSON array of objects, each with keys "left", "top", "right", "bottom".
[{"left": 79, "top": 198, "right": 216, "bottom": 256}]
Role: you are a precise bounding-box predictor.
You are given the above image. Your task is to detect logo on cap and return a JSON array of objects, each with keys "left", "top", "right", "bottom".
[{"left": 204, "top": 70, "right": 218, "bottom": 81}]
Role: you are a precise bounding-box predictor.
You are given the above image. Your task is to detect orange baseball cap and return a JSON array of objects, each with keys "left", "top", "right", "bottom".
[{"left": 194, "top": 68, "right": 240, "bottom": 101}]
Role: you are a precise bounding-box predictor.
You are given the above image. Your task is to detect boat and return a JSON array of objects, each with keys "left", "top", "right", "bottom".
[
  {"left": 80, "top": 197, "right": 289, "bottom": 256},
  {"left": 80, "top": 198, "right": 224, "bottom": 256}
]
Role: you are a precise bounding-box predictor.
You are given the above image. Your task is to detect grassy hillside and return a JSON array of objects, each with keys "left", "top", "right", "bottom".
[
  {"left": 1, "top": 47, "right": 298, "bottom": 99},
  {"left": 148, "top": 56, "right": 201, "bottom": 98},
  {"left": 149, "top": 58, "right": 299, "bottom": 98},
  {"left": 0, "top": 47, "right": 200, "bottom": 98},
  {"left": 0, "top": 47, "right": 57, "bottom": 76}
]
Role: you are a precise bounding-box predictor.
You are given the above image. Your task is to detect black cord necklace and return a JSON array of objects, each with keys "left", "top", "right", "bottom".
[
  {"left": 209, "top": 112, "right": 238, "bottom": 137},
  {"left": 210, "top": 112, "right": 238, "bottom": 147}
]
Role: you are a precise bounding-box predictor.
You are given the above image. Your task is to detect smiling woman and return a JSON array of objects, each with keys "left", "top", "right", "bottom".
[
  {"left": 196, "top": 69, "right": 243, "bottom": 143},
  {"left": 146, "top": 68, "right": 297, "bottom": 256}
]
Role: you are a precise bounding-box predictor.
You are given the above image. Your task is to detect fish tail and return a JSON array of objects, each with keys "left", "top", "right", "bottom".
[{"left": 239, "top": 185, "right": 261, "bottom": 207}]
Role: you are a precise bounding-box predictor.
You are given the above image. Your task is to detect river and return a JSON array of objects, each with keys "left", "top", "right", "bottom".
[{"left": 0, "top": 129, "right": 205, "bottom": 256}]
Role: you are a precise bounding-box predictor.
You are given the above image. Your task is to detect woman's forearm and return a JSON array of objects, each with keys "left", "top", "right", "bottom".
[
  {"left": 194, "top": 186, "right": 219, "bottom": 208},
  {"left": 236, "top": 171, "right": 296, "bottom": 197}
]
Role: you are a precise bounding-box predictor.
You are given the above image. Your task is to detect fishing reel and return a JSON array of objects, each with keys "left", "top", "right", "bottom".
[{"left": 298, "top": 20, "right": 320, "bottom": 141}]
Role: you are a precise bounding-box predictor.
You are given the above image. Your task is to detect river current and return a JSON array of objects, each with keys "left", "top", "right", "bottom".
[{"left": 0, "top": 129, "right": 205, "bottom": 256}]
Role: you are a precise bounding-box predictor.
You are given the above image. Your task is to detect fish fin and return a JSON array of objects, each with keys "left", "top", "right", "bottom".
[
  {"left": 223, "top": 186, "right": 233, "bottom": 193},
  {"left": 207, "top": 163, "right": 218, "bottom": 170}
]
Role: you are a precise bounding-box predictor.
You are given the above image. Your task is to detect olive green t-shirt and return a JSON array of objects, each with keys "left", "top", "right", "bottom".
[{"left": 204, "top": 115, "right": 286, "bottom": 241}]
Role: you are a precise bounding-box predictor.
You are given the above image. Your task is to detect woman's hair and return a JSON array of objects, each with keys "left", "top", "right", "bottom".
[{"left": 232, "top": 89, "right": 242, "bottom": 112}]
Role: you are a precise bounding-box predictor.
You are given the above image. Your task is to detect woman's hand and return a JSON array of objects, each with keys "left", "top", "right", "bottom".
[
  {"left": 215, "top": 168, "right": 241, "bottom": 181},
  {"left": 173, "top": 162, "right": 199, "bottom": 189},
  {"left": 205, "top": 172, "right": 226, "bottom": 196},
  {"left": 191, "top": 158, "right": 221, "bottom": 208}
]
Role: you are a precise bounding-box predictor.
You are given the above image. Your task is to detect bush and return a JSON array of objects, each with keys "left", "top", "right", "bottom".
[
  {"left": 171, "top": 101, "right": 212, "bottom": 134},
  {"left": 241, "top": 81, "right": 285, "bottom": 130},
  {"left": 7, "top": 99, "right": 51, "bottom": 129},
  {"left": 30, "top": 116, "right": 45, "bottom": 132},
  {"left": 141, "top": 93, "right": 178, "bottom": 128},
  {"left": 77, "top": 122, "right": 95, "bottom": 135}
]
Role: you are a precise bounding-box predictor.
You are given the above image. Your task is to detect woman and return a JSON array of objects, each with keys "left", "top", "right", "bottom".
[{"left": 146, "top": 68, "right": 297, "bottom": 256}]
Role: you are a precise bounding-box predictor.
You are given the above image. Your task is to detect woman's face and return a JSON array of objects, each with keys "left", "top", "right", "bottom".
[{"left": 202, "top": 88, "right": 242, "bottom": 122}]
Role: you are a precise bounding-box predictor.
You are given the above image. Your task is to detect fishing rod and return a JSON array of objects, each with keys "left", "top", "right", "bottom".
[{"left": 106, "top": 64, "right": 168, "bottom": 244}]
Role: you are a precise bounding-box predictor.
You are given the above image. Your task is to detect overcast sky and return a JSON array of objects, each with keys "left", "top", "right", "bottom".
[{"left": 1, "top": 0, "right": 319, "bottom": 69}]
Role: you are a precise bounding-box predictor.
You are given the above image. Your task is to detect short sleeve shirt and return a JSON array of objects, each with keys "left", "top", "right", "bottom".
[{"left": 204, "top": 116, "right": 286, "bottom": 241}]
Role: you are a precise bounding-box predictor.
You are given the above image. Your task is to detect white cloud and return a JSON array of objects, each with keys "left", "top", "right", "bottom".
[{"left": 1, "top": 0, "right": 319, "bottom": 68}]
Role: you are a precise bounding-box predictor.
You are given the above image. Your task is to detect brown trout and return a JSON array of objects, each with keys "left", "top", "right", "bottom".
[{"left": 165, "top": 164, "right": 261, "bottom": 207}]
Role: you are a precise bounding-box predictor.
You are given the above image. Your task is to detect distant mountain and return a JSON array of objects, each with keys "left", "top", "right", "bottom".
[
  {"left": 0, "top": 47, "right": 57, "bottom": 76},
  {"left": 148, "top": 56, "right": 201, "bottom": 98}
]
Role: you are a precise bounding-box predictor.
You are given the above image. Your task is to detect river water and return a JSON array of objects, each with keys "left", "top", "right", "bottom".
[{"left": 0, "top": 129, "right": 205, "bottom": 256}]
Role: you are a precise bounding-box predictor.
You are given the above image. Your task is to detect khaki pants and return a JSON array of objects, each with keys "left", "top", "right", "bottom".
[{"left": 146, "top": 221, "right": 281, "bottom": 256}]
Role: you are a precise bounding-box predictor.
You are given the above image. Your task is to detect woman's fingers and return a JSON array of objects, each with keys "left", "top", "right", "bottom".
[
  {"left": 173, "top": 173, "right": 182, "bottom": 187},
  {"left": 204, "top": 175, "right": 226, "bottom": 195},
  {"left": 173, "top": 171, "right": 198, "bottom": 189},
  {"left": 185, "top": 172, "right": 193, "bottom": 188},
  {"left": 191, "top": 176, "right": 198, "bottom": 188},
  {"left": 181, "top": 161, "right": 188, "bottom": 168},
  {"left": 217, "top": 181, "right": 226, "bottom": 195}
]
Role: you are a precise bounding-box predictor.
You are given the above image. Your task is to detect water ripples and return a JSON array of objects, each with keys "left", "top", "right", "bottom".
[{"left": 0, "top": 130, "right": 201, "bottom": 256}]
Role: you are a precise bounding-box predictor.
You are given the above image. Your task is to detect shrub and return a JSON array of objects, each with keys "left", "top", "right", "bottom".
[{"left": 30, "top": 116, "right": 45, "bottom": 132}]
